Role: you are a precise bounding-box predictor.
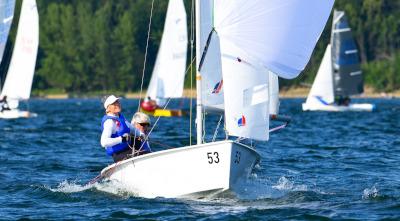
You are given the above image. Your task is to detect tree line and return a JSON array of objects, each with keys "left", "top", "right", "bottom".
[{"left": 1, "top": 0, "right": 399, "bottom": 94}]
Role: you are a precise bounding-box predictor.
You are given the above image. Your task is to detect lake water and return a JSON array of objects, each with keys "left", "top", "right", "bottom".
[{"left": 0, "top": 98, "right": 399, "bottom": 220}]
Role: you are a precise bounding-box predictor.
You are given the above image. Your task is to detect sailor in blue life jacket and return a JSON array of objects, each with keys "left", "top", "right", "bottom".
[
  {"left": 100, "top": 95, "right": 144, "bottom": 162},
  {"left": 130, "top": 112, "right": 152, "bottom": 156}
]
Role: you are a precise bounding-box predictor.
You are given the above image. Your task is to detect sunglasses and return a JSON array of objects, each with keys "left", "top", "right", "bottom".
[{"left": 139, "top": 123, "right": 150, "bottom": 127}]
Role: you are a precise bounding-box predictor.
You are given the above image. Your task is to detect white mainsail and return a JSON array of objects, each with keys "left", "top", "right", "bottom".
[
  {"left": 220, "top": 44, "right": 270, "bottom": 140},
  {"left": 0, "top": 0, "right": 15, "bottom": 65},
  {"left": 1, "top": 0, "right": 38, "bottom": 102},
  {"left": 304, "top": 44, "right": 334, "bottom": 107},
  {"left": 199, "top": 0, "right": 224, "bottom": 111},
  {"left": 146, "top": 0, "right": 187, "bottom": 101},
  {"left": 200, "top": 33, "right": 224, "bottom": 111}
]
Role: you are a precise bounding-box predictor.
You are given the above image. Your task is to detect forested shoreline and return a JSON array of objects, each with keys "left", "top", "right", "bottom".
[{"left": 1, "top": 0, "right": 399, "bottom": 95}]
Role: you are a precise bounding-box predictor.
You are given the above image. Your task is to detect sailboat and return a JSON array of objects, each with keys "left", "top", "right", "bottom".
[
  {"left": 99, "top": 0, "right": 334, "bottom": 198},
  {"left": 0, "top": 0, "right": 39, "bottom": 119},
  {"left": 302, "top": 10, "right": 375, "bottom": 112},
  {"left": 140, "top": 0, "right": 188, "bottom": 117}
]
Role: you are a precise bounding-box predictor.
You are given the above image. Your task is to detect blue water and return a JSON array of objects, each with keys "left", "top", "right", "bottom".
[{"left": 0, "top": 98, "right": 399, "bottom": 220}]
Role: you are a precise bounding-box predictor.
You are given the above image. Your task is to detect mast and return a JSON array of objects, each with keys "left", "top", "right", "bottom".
[{"left": 195, "top": 0, "right": 203, "bottom": 145}]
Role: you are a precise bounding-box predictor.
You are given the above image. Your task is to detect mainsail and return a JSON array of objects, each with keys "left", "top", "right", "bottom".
[
  {"left": 198, "top": 0, "right": 224, "bottom": 112},
  {"left": 331, "top": 10, "right": 363, "bottom": 97},
  {"left": 0, "top": 0, "right": 39, "bottom": 101},
  {"left": 146, "top": 0, "right": 187, "bottom": 102}
]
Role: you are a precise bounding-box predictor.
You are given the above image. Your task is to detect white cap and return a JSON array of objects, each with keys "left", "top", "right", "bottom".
[{"left": 103, "top": 95, "right": 120, "bottom": 109}]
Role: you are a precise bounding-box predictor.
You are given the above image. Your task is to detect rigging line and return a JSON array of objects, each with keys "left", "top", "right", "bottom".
[
  {"left": 269, "top": 122, "right": 288, "bottom": 133},
  {"left": 137, "top": 0, "right": 155, "bottom": 112},
  {"left": 189, "top": 0, "right": 195, "bottom": 146},
  {"left": 212, "top": 115, "right": 223, "bottom": 142}
]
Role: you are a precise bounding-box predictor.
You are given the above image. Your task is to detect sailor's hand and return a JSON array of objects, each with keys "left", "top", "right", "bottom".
[
  {"left": 121, "top": 133, "right": 130, "bottom": 142},
  {"left": 139, "top": 132, "right": 147, "bottom": 141}
]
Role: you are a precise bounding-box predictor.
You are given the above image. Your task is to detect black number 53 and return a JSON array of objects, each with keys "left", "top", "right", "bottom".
[{"left": 207, "top": 152, "right": 220, "bottom": 164}]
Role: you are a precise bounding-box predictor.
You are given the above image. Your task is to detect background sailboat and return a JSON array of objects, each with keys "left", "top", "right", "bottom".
[
  {"left": 0, "top": 0, "right": 39, "bottom": 119},
  {"left": 141, "top": 0, "right": 187, "bottom": 117},
  {"left": 99, "top": 0, "right": 334, "bottom": 198},
  {"left": 302, "top": 10, "right": 375, "bottom": 112}
]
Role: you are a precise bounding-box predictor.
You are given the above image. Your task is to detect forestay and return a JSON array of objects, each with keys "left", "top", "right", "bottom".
[
  {"left": 146, "top": 0, "right": 187, "bottom": 100},
  {"left": 1, "top": 0, "right": 38, "bottom": 101},
  {"left": 0, "top": 0, "right": 15, "bottom": 65}
]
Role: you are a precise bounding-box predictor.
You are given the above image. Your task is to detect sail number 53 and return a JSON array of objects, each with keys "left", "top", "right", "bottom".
[{"left": 207, "top": 152, "right": 220, "bottom": 164}]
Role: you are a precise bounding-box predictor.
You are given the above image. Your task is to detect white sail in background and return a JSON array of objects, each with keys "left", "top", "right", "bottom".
[
  {"left": 0, "top": 0, "right": 15, "bottom": 65},
  {"left": 146, "top": 0, "right": 187, "bottom": 101},
  {"left": 213, "top": 0, "right": 335, "bottom": 79},
  {"left": 269, "top": 72, "right": 279, "bottom": 115},
  {"left": 1, "top": 0, "right": 38, "bottom": 101},
  {"left": 305, "top": 44, "right": 334, "bottom": 107}
]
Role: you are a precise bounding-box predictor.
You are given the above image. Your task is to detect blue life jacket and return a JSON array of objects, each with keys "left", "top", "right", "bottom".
[{"left": 101, "top": 113, "right": 131, "bottom": 156}]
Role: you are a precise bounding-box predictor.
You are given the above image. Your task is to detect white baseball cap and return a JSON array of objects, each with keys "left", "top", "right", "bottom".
[{"left": 103, "top": 95, "right": 120, "bottom": 109}]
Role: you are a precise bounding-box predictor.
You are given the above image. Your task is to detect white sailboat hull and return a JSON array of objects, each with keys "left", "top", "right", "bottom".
[
  {"left": 100, "top": 140, "right": 260, "bottom": 198},
  {"left": 302, "top": 102, "right": 375, "bottom": 112},
  {"left": 0, "top": 109, "right": 36, "bottom": 119}
]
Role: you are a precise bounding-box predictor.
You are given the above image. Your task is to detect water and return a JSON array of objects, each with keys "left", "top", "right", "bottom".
[{"left": 0, "top": 98, "right": 399, "bottom": 220}]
